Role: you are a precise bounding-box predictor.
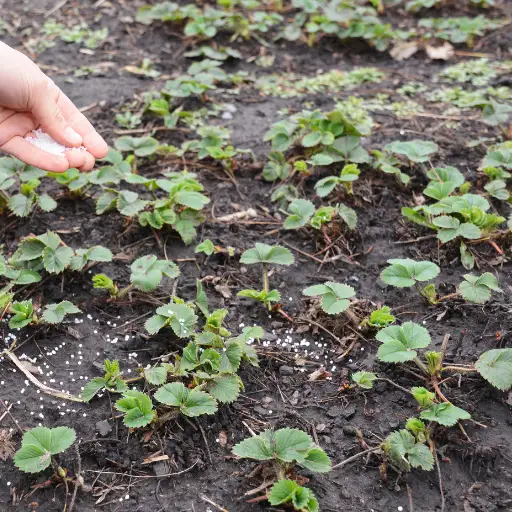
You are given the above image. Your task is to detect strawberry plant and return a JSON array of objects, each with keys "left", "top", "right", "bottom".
[
  {"left": 114, "top": 136, "right": 160, "bottom": 157},
  {"left": 315, "top": 164, "right": 360, "bottom": 197},
  {"left": 369, "top": 322, "right": 512, "bottom": 392},
  {"left": 402, "top": 190, "right": 506, "bottom": 268},
  {"left": 283, "top": 200, "right": 357, "bottom": 233},
  {"left": 184, "top": 45, "right": 242, "bottom": 61},
  {"left": 418, "top": 16, "right": 504, "bottom": 46},
  {"left": 115, "top": 390, "right": 156, "bottom": 428},
  {"left": 0, "top": 157, "right": 56, "bottom": 217},
  {"left": 82, "top": 359, "right": 128, "bottom": 402},
  {"left": 238, "top": 243, "right": 294, "bottom": 310},
  {"left": 154, "top": 382, "right": 217, "bottom": 417},
  {"left": 144, "top": 298, "right": 261, "bottom": 403},
  {"left": 263, "top": 109, "right": 369, "bottom": 182},
  {"left": 14, "top": 427, "right": 76, "bottom": 474},
  {"left": 88, "top": 321, "right": 256, "bottom": 421},
  {"left": 406, "top": 0, "right": 439, "bottom": 12},
  {"left": 268, "top": 480, "right": 319, "bottom": 512},
  {"left": 96, "top": 171, "right": 210, "bottom": 244},
  {"left": 233, "top": 428, "right": 330, "bottom": 510},
  {"left": 383, "top": 422, "right": 434, "bottom": 471},
  {"left": 371, "top": 150, "right": 410, "bottom": 185},
  {"left": 8, "top": 300, "right": 80, "bottom": 329},
  {"left": 302, "top": 282, "right": 356, "bottom": 315},
  {"left": 348, "top": 325, "right": 512, "bottom": 475},
  {"left": 380, "top": 258, "right": 440, "bottom": 290},
  {"left": 233, "top": 428, "right": 331, "bottom": 472},
  {"left": 380, "top": 259, "right": 501, "bottom": 304},
  {"left": 362, "top": 305, "right": 396, "bottom": 328},
  {"left": 477, "top": 99, "right": 512, "bottom": 127},
  {"left": 384, "top": 140, "right": 438, "bottom": 164},
  {"left": 93, "top": 255, "right": 179, "bottom": 299},
  {"left": 9, "top": 231, "right": 112, "bottom": 276},
  {"left": 8, "top": 178, "right": 57, "bottom": 217},
  {"left": 482, "top": 141, "right": 512, "bottom": 169},
  {"left": 49, "top": 168, "right": 91, "bottom": 197}
]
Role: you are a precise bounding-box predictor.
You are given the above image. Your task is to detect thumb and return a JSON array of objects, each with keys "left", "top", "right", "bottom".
[{"left": 30, "top": 81, "right": 83, "bottom": 147}]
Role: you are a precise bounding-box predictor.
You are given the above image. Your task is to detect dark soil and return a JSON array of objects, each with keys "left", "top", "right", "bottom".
[{"left": 0, "top": 1, "right": 511, "bottom": 511}]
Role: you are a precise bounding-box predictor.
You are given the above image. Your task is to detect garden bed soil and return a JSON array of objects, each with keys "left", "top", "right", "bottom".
[{"left": 0, "top": 1, "right": 511, "bottom": 511}]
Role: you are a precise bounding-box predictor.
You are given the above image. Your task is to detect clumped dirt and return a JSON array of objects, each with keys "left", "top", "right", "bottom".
[{"left": 0, "top": 1, "right": 511, "bottom": 511}]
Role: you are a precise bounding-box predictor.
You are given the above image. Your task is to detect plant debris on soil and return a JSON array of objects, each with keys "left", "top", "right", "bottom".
[{"left": 0, "top": 0, "right": 511, "bottom": 511}]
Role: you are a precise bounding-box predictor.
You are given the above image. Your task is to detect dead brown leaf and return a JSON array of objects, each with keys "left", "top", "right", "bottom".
[
  {"left": 308, "top": 367, "right": 331, "bottom": 381},
  {"left": 142, "top": 454, "right": 170, "bottom": 465},
  {"left": 413, "top": 193, "right": 426, "bottom": 206},
  {"left": 67, "top": 326, "right": 82, "bottom": 339},
  {"left": 218, "top": 431, "right": 228, "bottom": 448},
  {"left": 215, "top": 285, "right": 232, "bottom": 299},
  {"left": 390, "top": 41, "right": 419, "bottom": 61},
  {"left": 426, "top": 42, "right": 455, "bottom": 60}
]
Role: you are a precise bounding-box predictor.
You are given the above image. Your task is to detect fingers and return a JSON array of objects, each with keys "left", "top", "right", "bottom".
[
  {"left": 0, "top": 136, "right": 69, "bottom": 172},
  {"left": 56, "top": 92, "right": 108, "bottom": 159},
  {"left": 0, "top": 112, "right": 37, "bottom": 147},
  {"left": 30, "top": 80, "right": 83, "bottom": 148},
  {"left": 64, "top": 148, "right": 95, "bottom": 171}
]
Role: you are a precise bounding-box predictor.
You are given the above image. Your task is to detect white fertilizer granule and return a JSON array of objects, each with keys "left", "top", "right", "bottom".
[{"left": 26, "top": 129, "right": 87, "bottom": 156}]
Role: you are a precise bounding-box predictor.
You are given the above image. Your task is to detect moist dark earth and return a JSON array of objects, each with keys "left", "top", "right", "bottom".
[{"left": 0, "top": 0, "right": 511, "bottom": 511}]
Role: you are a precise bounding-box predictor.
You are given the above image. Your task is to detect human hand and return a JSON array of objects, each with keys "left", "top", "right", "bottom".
[{"left": 0, "top": 41, "right": 108, "bottom": 172}]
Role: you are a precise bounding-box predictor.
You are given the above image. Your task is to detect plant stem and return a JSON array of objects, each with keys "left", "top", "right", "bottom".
[
  {"left": 262, "top": 263, "right": 268, "bottom": 293},
  {"left": 117, "top": 283, "right": 134, "bottom": 299},
  {"left": 414, "top": 357, "right": 429, "bottom": 375},
  {"left": 0, "top": 191, "right": 9, "bottom": 204},
  {"left": 332, "top": 446, "right": 381, "bottom": 469},
  {"left": 124, "top": 376, "right": 144, "bottom": 384},
  {"left": 432, "top": 380, "right": 450, "bottom": 403},
  {"left": 376, "top": 377, "right": 411, "bottom": 395},
  {"left": 6, "top": 351, "right": 83, "bottom": 402},
  {"left": 437, "top": 292, "right": 459, "bottom": 302},
  {"left": 442, "top": 365, "right": 476, "bottom": 373}
]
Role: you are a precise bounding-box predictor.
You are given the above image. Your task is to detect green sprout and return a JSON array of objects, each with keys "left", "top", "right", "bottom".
[{"left": 238, "top": 243, "right": 294, "bottom": 310}]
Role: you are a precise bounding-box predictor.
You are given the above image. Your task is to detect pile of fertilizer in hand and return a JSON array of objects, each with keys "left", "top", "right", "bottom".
[{"left": 26, "top": 129, "right": 87, "bottom": 155}]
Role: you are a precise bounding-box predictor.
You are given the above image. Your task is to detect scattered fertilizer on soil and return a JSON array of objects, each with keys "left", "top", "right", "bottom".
[{"left": 26, "top": 129, "right": 87, "bottom": 155}]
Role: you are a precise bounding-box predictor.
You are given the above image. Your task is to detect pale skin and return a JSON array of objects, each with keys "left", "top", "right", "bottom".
[{"left": 0, "top": 41, "right": 108, "bottom": 172}]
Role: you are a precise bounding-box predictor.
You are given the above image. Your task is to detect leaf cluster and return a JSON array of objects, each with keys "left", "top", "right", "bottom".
[
  {"left": 302, "top": 281, "right": 356, "bottom": 315},
  {"left": 14, "top": 427, "right": 76, "bottom": 474},
  {"left": 268, "top": 480, "right": 319, "bottom": 512},
  {"left": 232, "top": 428, "right": 331, "bottom": 473},
  {"left": 283, "top": 200, "right": 357, "bottom": 231},
  {"left": 82, "top": 359, "right": 128, "bottom": 402},
  {"left": 263, "top": 109, "right": 369, "bottom": 182},
  {"left": 9, "top": 300, "right": 80, "bottom": 329},
  {"left": 96, "top": 170, "right": 210, "bottom": 244},
  {"left": 9, "top": 231, "right": 112, "bottom": 276}
]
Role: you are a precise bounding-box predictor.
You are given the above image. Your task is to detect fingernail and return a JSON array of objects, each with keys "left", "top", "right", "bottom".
[{"left": 64, "top": 127, "right": 83, "bottom": 145}]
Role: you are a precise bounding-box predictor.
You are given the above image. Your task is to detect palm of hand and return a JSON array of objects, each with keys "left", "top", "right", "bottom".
[
  {"left": 0, "top": 42, "right": 108, "bottom": 172},
  {"left": 0, "top": 92, "right": 106, "bottom": 172}
]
